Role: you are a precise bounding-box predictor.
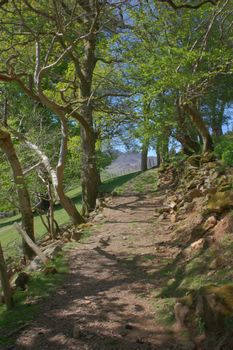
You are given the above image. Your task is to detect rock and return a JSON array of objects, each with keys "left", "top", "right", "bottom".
[
  {"left": 187, "top": 179, "right": 201, "bottom": 190},
  {"left": 187, "top": 155, "right": 201, "bottom": 167},
  {"left": 209, "top": 256, "right": 225, "bottom": 270},
  {"left": 158, "top": 206, "right": 171, "bottom": 214},
  {"left": 72, "top": 230, "right": 82, "bottom": 241},
  {"left": 73, "top": 323, "right": 81, "bottom": 339},
  {"left": 183, "top": 238, "right": 205, "bottom": 258},
  {"left": 29, "top": 256, "right": 42, "bottom": 271},
  {"left": 190, "top": 238, "right": 205, "bottom": 251},
  {"left": 43, "top": 244, "right": 62, "bottom": 259},
  {"left": 184, "top": 189, "right": 202, "bottom": 202},
  {"left": 168, "top": 200, "right": 177, "bottom": 209},
  {"left": 205, "top": 235, "right": 216, "bottom": 246},
  {"left": 62, "top": 231, "right": 72, "bottom": 241},
  {"left": 93, "top": 213, "right": 105, "bottom": 222},
  {"left": 201, "top": 152, "right": 216, "bottom": 163},
  {"left": 212, "top": 213, "right": 233, "bottom": 241},
  {"left": 170, "top": 213, "right": 177, "bottom": 223},
  {"left": 182, "top": 202, "right": 195, "bottom": 213},
  {"left": 204, "top": 161, "right": 216, "bottom": 170},
  {"left": 203, "top": 216, "right": 217, "bottom": 231},
  {"left": 15, "top": 272, "right": 30, "bottom": 290},
  {"left": 201, "top": 186, "right": 218, "bottom": 196},
  {"left": 159, "top": 213, "right": 167, "bottom": 220}
]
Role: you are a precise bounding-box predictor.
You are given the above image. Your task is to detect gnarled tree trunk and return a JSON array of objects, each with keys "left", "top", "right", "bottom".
[
  {"left": 0, "top": 129, "right": 35, "bottom": 258},
  {"left": 25, "top": 118, "right": 84, "bottom": 225},
  {"left": 176, "top": 103, "right": 200, "bottom": 154},
  {"left": 183, "top": 104, "right": 213, "bottom": 153}
]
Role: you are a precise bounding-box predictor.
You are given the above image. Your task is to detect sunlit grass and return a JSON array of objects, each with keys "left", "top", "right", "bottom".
[{"left": 0, "top": 172, "right": 143, "bottom": 255}]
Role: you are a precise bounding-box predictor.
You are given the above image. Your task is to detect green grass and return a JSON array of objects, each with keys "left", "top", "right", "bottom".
[
  {"left": 0, "top": 172, "right": 145, "bottom": 256},
  {"left": 0, "top": 253, "right": 68, "bottom": 346},
  {"left": 111, "top": 169, "right": 157, "bottom": 194},
  {"left": 150, "top": 232, "right": 233, "bottom": 328}
]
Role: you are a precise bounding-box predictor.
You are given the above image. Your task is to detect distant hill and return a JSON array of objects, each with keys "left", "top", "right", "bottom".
[{"left": 106, "top": 152, "right": 157, "bottom": 176}]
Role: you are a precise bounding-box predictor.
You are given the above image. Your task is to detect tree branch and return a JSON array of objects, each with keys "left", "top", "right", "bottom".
[{"left": 158, "top": 0, "right": 219, "bottom": 9}]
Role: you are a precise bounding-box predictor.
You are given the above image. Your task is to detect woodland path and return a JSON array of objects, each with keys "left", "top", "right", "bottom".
[{"left": 12, "top": 190, "right": 185, "bottom": 350}]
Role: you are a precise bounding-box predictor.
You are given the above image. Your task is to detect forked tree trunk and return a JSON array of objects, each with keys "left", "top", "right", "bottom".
[
  {"left": 0, "top": 129, "right": 35, "bottom": 259},
  {"left": 183, "top": 104, "right": 213, "bottom": 153},
  {"left": 24, "top": 118, "right": 85, "bottom": 225}
]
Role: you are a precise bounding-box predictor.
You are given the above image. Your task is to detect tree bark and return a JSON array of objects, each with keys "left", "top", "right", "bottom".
[
  {"left": 156, "top": 147, "right": 161, "bottom": 167},
  {"left": 176, "top": 104, "right": 200, "bottom": 154},
  {"left": 183, "top": 104, "right": 213, "bottom": 153},
  {"left": 14, "top": 223, "right": 48, "bottom": 264},
  {"left": 80, "top": 124, "right": 101, "bottom": 214},
  {"left": 211, "top": 100, "right": 224, "bottom": 137},
  {"left": 24, "top": 118, "right": 85, "bottom": 225},
  {"left": 0, "top": 243, "right": 14, "bottom": 310},
  {"left": 79, "top": 35, "right": 101, "bottom": 215},
  {"left": 141, "top": 143, "right": 148, "bottom": 171},
  {"left": 0, "top": 129, "right": 35, "bottom": 259}
]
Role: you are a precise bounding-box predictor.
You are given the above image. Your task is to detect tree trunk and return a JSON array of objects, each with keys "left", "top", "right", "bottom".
[
  {"left": 175, "top": 133, "right": 199, "bottom": 155},
  {"left": 0, "top": 243, "right": 14, "bottom": 310},
  {"left": 79, "top": 34, "right": 101, "bottom": 215},
  {"left": 212, "top": 100, "right": 224, "bottom": 137},
  {"left": 176, "top": 103, "right": 200, "bottom": 154},
  {"left": 24, "top": 118, "right": 85, "bottom": 225},
  {"left": 141, "top": 143, "right": 148, "bottom": 171},
  {"left": 80, "top": 124, "right": 101, "bottom": 215},
  {"left": 0, "top": 129, "right": 35, "bottom": 259},
  {"left": 156, "top": 147, "right": 161, "bottom": 167},
  {"left": 14, "top": 223, "right": 48, "bottom": 264},
  {"left": 56, "top": 182, "right": 85, "bottom": 224},
  {"left": 183, "top": 104, "right": 213, "bottom": 153}
]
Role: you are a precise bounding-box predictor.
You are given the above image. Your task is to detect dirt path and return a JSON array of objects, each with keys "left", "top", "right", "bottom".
[{"left": 12, "top": 191, "right": 185, "bottom": 350}]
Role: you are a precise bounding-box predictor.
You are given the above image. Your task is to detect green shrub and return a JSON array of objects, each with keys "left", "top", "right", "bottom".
[{"left": 215, "top": 133, "right": 233, "bottom": 166}]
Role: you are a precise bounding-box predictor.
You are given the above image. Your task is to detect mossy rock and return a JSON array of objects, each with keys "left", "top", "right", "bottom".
[
  {"left": 187, "top": 155, "right": 201, "bottom": 168},
  {"left": 201, "top": 152, "right": 216, "bottom": 163},
  {"left": 205, "top": 191, "right": 233, "bottom": 213},
  {"left": 204, "top": 161, "right": 216, "bottom": 170}
]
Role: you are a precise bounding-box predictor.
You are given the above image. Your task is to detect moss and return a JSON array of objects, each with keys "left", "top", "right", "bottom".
[{"left": 206, "top": 191, "right": 233, "bottom": 213}]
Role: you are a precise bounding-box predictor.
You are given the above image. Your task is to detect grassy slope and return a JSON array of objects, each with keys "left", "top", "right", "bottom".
[{"left": 0, "top": 172, "right": 140, "bottom": 255}]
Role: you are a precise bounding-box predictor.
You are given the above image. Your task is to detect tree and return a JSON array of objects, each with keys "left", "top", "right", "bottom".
[
  {"left": 124, "top": 0, "right": 233, "bottom": 153},
  {"left": 0, "top": 0, "right": 127, "bottom": 214},
  {"left": 0, "top": 128, "right": 35, "bottom": 258}
]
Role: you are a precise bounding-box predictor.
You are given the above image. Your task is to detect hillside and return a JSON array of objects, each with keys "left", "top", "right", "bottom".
[
  {"left": 1, "top": 157, "right": 233, "bottom": 349},
  {"left": 106, "top": 152, "right": 157, "bottom": 176}
]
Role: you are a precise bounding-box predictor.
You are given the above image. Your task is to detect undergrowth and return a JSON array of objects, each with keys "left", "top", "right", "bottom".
[{"left": 0, "top": 251, "right": 68, "bottom": 346}]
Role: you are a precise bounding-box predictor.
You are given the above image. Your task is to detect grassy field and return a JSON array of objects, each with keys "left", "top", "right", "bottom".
[{"left": 0, "top": 172, "right": 140, "bottom": 255}]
